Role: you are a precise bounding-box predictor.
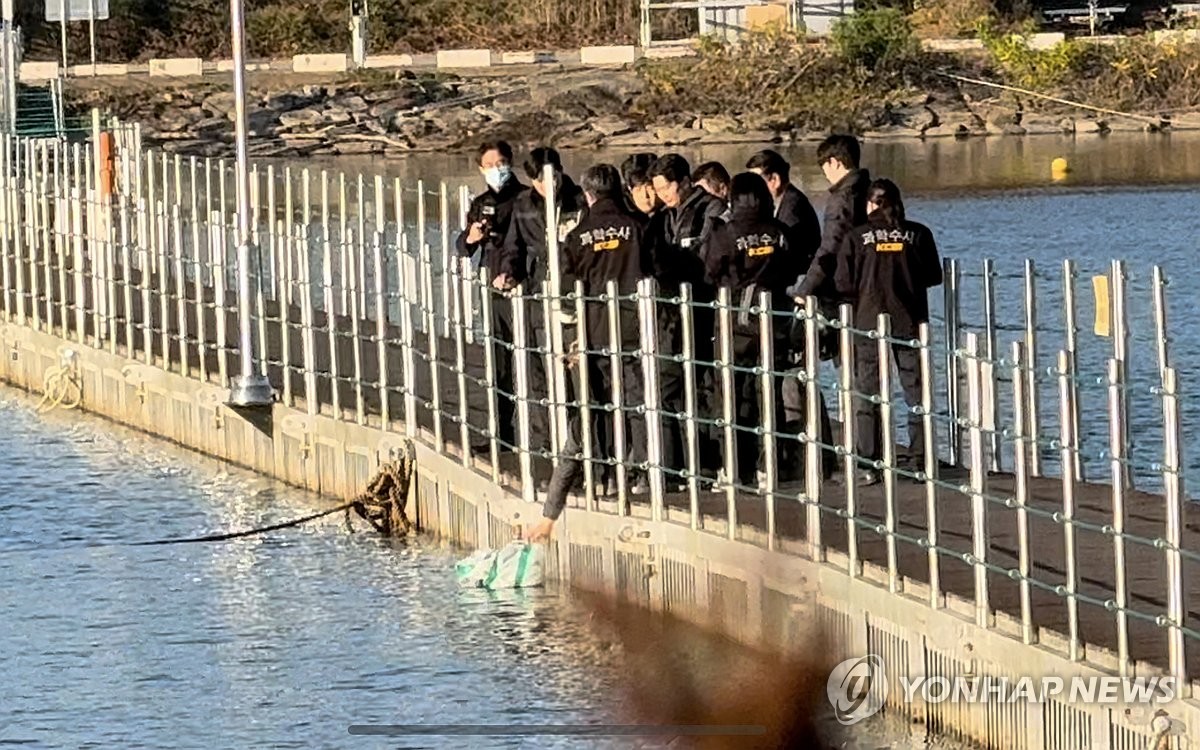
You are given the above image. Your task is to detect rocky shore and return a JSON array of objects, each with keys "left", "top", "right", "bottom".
[{"left": 64, "top": 66, "right": 1200, "bottom": 158}]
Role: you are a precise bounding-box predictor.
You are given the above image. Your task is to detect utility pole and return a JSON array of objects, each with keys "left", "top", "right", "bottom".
[{"left": 226, "top": 0, "right": 273, "bottom": 407}]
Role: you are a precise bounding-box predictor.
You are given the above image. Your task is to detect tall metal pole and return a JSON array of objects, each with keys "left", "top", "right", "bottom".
[{"left": 226, "top": 0, "right": 273, "bottom": 406}]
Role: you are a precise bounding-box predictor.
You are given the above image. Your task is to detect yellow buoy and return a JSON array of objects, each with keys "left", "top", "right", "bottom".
[{"left": 1051, "top": 157, "right": 1070, "bottom": 179}]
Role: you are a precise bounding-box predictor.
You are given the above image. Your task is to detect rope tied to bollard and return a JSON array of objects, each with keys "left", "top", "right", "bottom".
[{"left": 134, "top": 440, "right": 417, "bottom": 545}]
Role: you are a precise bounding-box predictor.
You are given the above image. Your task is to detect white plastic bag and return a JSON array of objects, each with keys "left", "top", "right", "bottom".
[{"left": 455, "top": 541, "right": 545, "bottom": 590}]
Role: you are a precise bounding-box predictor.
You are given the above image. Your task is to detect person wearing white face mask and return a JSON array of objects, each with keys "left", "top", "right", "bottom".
[{"left": 456, "top": 140, "right": 529, "bottom": 454}]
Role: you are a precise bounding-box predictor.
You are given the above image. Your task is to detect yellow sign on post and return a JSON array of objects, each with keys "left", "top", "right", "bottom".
[{"left": 1093, "top": 274, "right": 1111, "bottom": 337}]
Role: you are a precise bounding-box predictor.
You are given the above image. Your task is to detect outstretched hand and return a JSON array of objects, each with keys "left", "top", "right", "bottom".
[{"left": 526, "top": 517, "right": 555, "bottom": 542}]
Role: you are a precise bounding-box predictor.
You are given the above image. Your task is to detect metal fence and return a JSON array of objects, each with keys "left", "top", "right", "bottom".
[{"left": 0, "top": 124, "right": 1196, "bottom": 701}]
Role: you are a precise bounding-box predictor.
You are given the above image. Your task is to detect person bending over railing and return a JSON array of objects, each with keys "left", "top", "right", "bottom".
[
  {"left": 528, "top": 164, "right": 652, "bottom": 541},
  {"left": 833, "top": 178, "right": 943, "bottom": 486}
]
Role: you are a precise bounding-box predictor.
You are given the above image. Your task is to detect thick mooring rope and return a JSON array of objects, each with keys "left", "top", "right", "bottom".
[
  {"left": 346, "top": 440, "right": 417, "bottom": 537},
  {"left": 36, "top": 363, "right": 83, "bottom": 414},
  {"left": 135, "top": 440, "right": 417, "bottom": 545}
]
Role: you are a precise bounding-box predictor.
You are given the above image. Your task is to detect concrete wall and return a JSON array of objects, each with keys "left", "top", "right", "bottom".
[
  {"left": 148, "top": 58, "right": 204, "bottom": 77},
  {"left": 0, "top": 320, "right": 1196, "bottom": 749}
]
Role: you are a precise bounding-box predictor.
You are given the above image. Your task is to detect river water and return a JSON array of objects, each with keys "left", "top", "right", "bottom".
[
  {"left": 6, "top": 135, "right": 1200, "bottom": 748},
  {"left": 0, "top": 389, "right": 952, "bottom": 748}
]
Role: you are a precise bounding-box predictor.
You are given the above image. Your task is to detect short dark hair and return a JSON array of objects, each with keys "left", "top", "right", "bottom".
[
  {"left": 524, "top": 146, "right": 563, "bottom": 179},
  {"left": 620, "top": 152, "right": 657, "bottom": 186},
  {"left": 817, "top": 135, "right": 861, "bottom": 170},
  {"left": 648, "top": 153, "right": 691, "bottom": 185},
  {"left": 691, "top": 161, "right": 731, "bottom": 190},
  {"left": 730, "top": 172, "right": 774, "bottom": 222},
  {"left": 477, "top": 140, "right": 513, "bottom": 165},
  {"left": 745, "top": 149, "right": 790, "bottom": 182},
  {"left": 581, "top": 164, "right": 622, "bottom": 201}
]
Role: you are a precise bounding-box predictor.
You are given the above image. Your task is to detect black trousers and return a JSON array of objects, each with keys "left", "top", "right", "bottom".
[
  {"left": 854, "top": 338, "right": 925, "bottom": 463},
  {"left": 730, "top": 332, "right": 789, "bottom": 485},
  {"left": 490, "top": 292, "right": 551, "bottom": 451}
]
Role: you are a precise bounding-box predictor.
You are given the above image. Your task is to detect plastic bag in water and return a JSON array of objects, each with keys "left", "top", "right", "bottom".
[{"left": 455, "top": 541, "right": 545, "bottom": 590}]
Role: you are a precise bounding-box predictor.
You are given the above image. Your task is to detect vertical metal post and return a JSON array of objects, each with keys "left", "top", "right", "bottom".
[
  {"left": 541, "top": 286, "right": 561, "bottom": 466},
  {"left": 1062, "top": 259, "right": 1082, "bottom": 481},
  {"left": 942, "top": 257, "right": 961, "bottom": 465},
  {"left": 72, "top": 143, "right": 87, "bottom": 343},
  {"left": 1105, "top": 358, "right": 1130, "bottom": 676},
  {"left": 542, "top": 164, "right": 569, "bottom": 456},
  {"left": 804, "top": 296, "right": 823, "bottom": 558},
  {"left": 157, "top": 200, "right": 170, "bottom": 366},
  {"left": 513, "top": 286, "right": 536, "bottom": 504},
  {"left": 339, "top": 172, "right": 349, "bottom": 315},
  {"left": 265, "top": 164, "right": 277, "bottom": 301},
  {"left": 210, "top": 212, "right": 228, "bottom": 386},
  {"left": 1023, "top": 259, "right": 1042, "bottom": 477},
  {"left": 356, "top": 173, "right": 366, "bottom": 314},
  {"left": 284, "top": 168, "right": 295, "bottom": 306},
  {"left": 965, "top": 333, "right": 989, "bottom": 629},
  {"left": 759, "top": 290, "right": 777, "bottom": 549},
  {"left": 1058, "top": 349, "right": 1081, "bottom": 661},
  {"left": 11, "top": 137, "right": 24, "bottom": 325},
  {"left": 226, "top": 0, "right": 272, "bottom": 406},
  {"left": 1161, "top": 367, "right": 1187, "bottom": 692},
  {"left": 452, "top": 259, "right": 469, "bottom": 461},
  {"left": 278, "top": 218, "right": 292, "bottom": 406},
  {"left": 574, "top": 279, "right": 595, "bottom": 512},
  {"left": 421, "top": 229, "right": 441, "bottom": 447},
  {"left": 299, "top": 224, "right": 318, "bottom": 416},
  {"left": 346, "top": 228, "right": 364, "bottom": 425},
  {"left": 172, "top": 205, "right": 188, "bottom": 377},
  {"left": 1110, "top": 259, "right": 1131, "bottom": 490},
  {"left": 438, "top": 181, "right": 452, "bottom": 339},
  {"left": 120, "top": 191, "right": 133, "bottom": 356},
  {"left": 398, "top": 229, "right": 418, "bottom": 439},
  {"left": 322, "top": 227, "right": 340, "bottom": 418},
  {"left": 717, "top": 286, "right": 737, "bottom": 537},
  {"left": 0, "top": 135, "right": 11, "bottom": 322},
  {"left": 839, "top": 304, "right": 858, "bottom": 576},
  {"left": 982, "top": 258, "right": 1000, "bottom": 472},
  {"left": 878, "top": 314, "right": 898, "bottom": 593},
  {"left": 374, "top": 227, "right": 389, "bottom": 429},
  {"left": 414, "top": 179, "right": 425, "bottom": 322},
  {"left": 1152, "top": 266, "right": 1170, "bottom": 379},
  {"left": 1010, "top": 341, "right": 1033, "bottom": 644},
  {"left": 607, "top": 278, "right": 628, "bottom": 512},
  {"left": 680, "top": 284, "right": 701, "bottom": 528},
  {"left": 640, "top": 278, "right": 665, "bottom": 522},
  {"left": 480, "top": 269, "right": 500, "bottom": 479},
  {"left": 919, "top": 323, "right": 940, "bottom": 608}
]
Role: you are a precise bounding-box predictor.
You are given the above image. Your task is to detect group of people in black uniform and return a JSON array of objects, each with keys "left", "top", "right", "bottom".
[{"left": 452, "top": 136, "right": 943, "bottom": 541}]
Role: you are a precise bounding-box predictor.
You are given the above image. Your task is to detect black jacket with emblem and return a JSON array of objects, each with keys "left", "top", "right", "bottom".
[
  {"left": 454, "top": 177, "right": 528, "bottom": 282},
  {"left": 702, "top": 209, "right": 796, "bottom": 343},
  {"left": 498, "top": 175, "right": 588, "bottom": 289},
  {"left": 561, "top": 197, "right": 651, "bottom": 349},
  {"left": 834, "top": 215, "right": 943, "bottom": 336}
]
